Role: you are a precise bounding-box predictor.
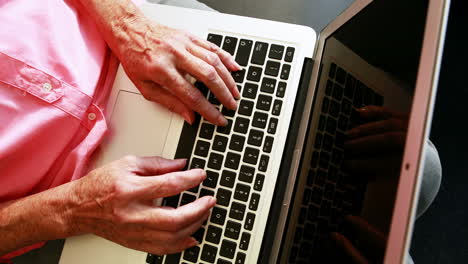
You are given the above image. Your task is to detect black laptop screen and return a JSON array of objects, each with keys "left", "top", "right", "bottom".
[{"left": 284, "top": 0, "right": 429, "bottom": 263}]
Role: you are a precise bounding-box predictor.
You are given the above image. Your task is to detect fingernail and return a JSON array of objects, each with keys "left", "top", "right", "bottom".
[
  {"left": 183, "top": 112, "right": 193, "bottom": 125},
  {"left": 190, "top": 237, "right": 199, "bottom": 246},
  {"left": 230, "top": 99, "right": 238, "bottom": 110},
  {"left": 217, "top": 115, "right": 228, "bottom": 126}
]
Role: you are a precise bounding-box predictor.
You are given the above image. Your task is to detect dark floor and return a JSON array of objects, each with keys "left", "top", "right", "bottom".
[{"left": 409, "top": 1, "right": 468, "bottom": 263}]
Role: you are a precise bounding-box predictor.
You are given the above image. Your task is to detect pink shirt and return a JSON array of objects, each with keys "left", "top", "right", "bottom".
[{"left": 0, "top": 0, "right": 120, "bottom": 259}]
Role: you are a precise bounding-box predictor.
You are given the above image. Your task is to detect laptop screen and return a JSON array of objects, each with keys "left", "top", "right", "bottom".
[{"left": 282, "top": 0, "right": 429, "bottom": 263}]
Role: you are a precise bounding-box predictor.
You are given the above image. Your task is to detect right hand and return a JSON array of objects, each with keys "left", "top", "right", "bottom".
[{"left": 69, "top": 156, "right": 215, "bottom": 255}]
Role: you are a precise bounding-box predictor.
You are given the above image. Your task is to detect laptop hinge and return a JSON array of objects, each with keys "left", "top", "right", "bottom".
[{"left": 258, "top": 57, "right": 314, "bottom": 263}]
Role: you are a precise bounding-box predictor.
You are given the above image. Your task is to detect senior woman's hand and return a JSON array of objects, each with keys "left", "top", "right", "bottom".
[
  {"left": 78, "top": 0, "right": 241, "bottom": 126},
  {"left": 70, "top": 156, "right": 215, "bottom": 255}
]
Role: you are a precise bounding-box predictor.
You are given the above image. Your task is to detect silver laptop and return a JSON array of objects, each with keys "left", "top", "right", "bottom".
[{"left": 59, "top": 0, "right": 449, "bottom": 263}]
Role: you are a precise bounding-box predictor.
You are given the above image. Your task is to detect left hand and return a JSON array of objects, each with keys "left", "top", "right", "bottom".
[{"left": 114, "top": 16, "right": 241, "bottom": 126}]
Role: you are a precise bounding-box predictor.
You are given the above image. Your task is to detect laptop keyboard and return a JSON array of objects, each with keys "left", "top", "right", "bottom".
[
  {"left": 287, "top": 63, "right": 384, "bottom": 263},
  {"left": 146, "top": 33, "right": 296, "bottom": 264}
]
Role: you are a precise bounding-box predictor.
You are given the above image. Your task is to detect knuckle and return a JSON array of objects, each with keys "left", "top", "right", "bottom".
[
  {"left": 203, "top": 67, "right": 218, "bottom": 82},
  {"left": 185, "top": 89, "right": 204, "bottom": 108},
  {"left": 206, "top": 53, "right": 221, "bottom": 66}
]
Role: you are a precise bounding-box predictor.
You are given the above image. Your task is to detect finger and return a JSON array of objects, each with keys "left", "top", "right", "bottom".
[
  {"left": 347, "top": 118, "right": 407, "bottom": 139},
  {"left": 176, "top": 51, "right": 238, "bottom": 110},
  {"left": 187, "top": 44, "right": 240, "bottom": 99},
  {"left": 331, "top": 232, "right": 370, "bottom": 264},
  {"left": 344, "top": 216, "right": 386, "bottom": 262},
  {"left": 146, "top": 211, "right": 209, "bottom": 243},
  {"left": 141, "top": 169, "right": 207, "bottom": 198},
  {"left": 139, "top": 236, "right": 198, "bottom": 256},
  {"left": 189, "top": 34, "right": 241, "bottom": 71},
  {"left": 132, "top": 156, "right": 187, "bottom": 176},
  {"left": 358, "top": 106, "right": 407, "bottom": 120},
  {"left": 342, "top": 156, "right": 402, "bottom": 180},
  {"left": 159, "top": 70, "right": 228, "bottom": 126},
  {"left": 344, "top": 131, "right": 406, "bottom": 155},
  {"left": 150, "top": 196, "right": 216, "bottom": 232},
  {"left": 137, "top": 81, "right": 196, "bottom": 124}
]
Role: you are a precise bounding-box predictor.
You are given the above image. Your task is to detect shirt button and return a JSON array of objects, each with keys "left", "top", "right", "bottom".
[
  {"left": 42, "top": 82, "right": 52, "bottom": 92},
  {"left": 88, "top": 113, "right": 96, "bottom": 121}
]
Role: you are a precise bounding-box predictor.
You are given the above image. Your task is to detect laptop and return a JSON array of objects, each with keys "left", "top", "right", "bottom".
[{"left": 59, "top": 0, "right": 449, "bottom": 263}]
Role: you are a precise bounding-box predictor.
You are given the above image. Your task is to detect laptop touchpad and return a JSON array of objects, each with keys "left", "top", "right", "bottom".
[{"left": 93, "top": 90, "right": 175, "bottom": 169}]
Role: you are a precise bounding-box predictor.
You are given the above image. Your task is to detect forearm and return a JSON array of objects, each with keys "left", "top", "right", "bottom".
[
  {"left": 0, "top": 181, "right": 78, "bottom": 255},
  {"left": 75, "top": 0, "right": 150, "bottom": 59}
]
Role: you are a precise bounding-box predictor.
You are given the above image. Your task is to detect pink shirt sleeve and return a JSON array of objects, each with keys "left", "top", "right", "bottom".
[{"left": 0, "top": 0, "right": 119, "bottom": 258}]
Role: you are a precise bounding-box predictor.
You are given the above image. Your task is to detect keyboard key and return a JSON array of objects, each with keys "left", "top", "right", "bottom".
[
  {"left": 326, "top": 117, "right": 337, "bottom": 135},
  {"left": 208, "top": 152, "right": 224, "bottom": 170},
  {"left": 341, "top": 98, "right": 352, "bottom": 115},
  {"left": 208, "top": 92, "right": 220, "bottom": 106},
  {"left": 247, "top": 129, "right": 264, "bottom": 147},
  {"left": 272, "top": 100, "right": 282, "bottom": 116},
  {"left": 222, "top": 36, "right": 238, "bottom": 55},
  {"left": 199, "top": 123, "right": 215, "bottom": 140},
  {"left": 230, "top": 202, "right": 246, "bottom": 222},
  {"left": 254, "top": 174, "right": 265, "bottom": 191},
  {"left": 329, "top": 62, "right": 337, "bottom": 79},
  {"left": 243, "top": 147, "right": 259, "bottom": 165},
  {"left": 181, "top": 193, "right": 196, "bottom": 206},
  {"left": 247, "top": 66, "right": 262, "bottom": 82},
  {"left": 218, "top": 259, "right": 232, "bottom": 264},
  {"left": 203, "top": 170, "right": 219, "bottom": 188},
  {"left": 235, "top": 39, "right": 253, "bottom": 66},
  {"left": 239, "top": 233, "right": 251, "bottom": 250},
  {"left": 302, "top": 188, "right": 311, "bottom": 205},
  {"left": 345, "top": 74, "right": 356, "bottom": 99},
  {"left": 217, "top": 118, "right": 233, "bottom": 135},
  {"left": 242, "top": 83, "right": 258, "bottom": 99},
  {"left": 229, "top": 134, "right": 245, "bottom": 152},
  {"left": 225, "top": 152, "right": 241, "bottom": 170},
  {"left": 211, "top": 206, "right": 227, "bottom": 225},
  {"left": 165, "top": 253, "right": 182, "bottom": 264},
  {"left": 249, "top": 193, "right": 260, "bottom": 211},
  {"left": 238, "top": 100, "right": 254, "bottom": 116},
  {"left": 276, "top": 81, "right": 287, "bottom": 97},
  {"left": 146, "top": 254, "right": 155, "bottom": 264},
  {"left": 244, "top": 213, "right": 256, "bottom": 231},
  {"left": 322, "top": 134, "right": 333, "bottom": 151},
  {"left": 195, "top": 81, "right": 209, "bottom": 97},
  {"left": 239, "top": 165, "right": 255, "bottom": 183},
  {"left": 319, "top": 152, "right": 330, "bottom": 170},
  {"left": 318, "top": 115, "right": 326, "bottom": 131},
  {"left": 284, "top": 47, "right": 295, "bottom": 63},
  {"left": 217, "top": 188, "right": 232, "bottom": 207},
  {"left": 315, "top": 132, "right": 323, "bottom": 149},
  {"left": 183, "top": 246, "right": 200, "bottom": 263},
  {"left": 220, "top": 240, "right": 237, "bottom": 259},
  {"left": 280, "top": 64, "right": 291, "bottom": 80},
  {"left": 335, "top": 66, "right": 346, "bottom": 84},
  {"left": 364, "top": 86, "right": 374, "bottom": 105},
  {"left": 269, "top": 44, "right": 285, "bottom": 60},
  {"left": 321, "top": 97, "right": 330, "bottom": 114},
  {"left": 265, "top": 60, "right": 280, "bottom": 76},
  {"left": 195, "top": 140, "right": 210, "bottom": 157},
  {"left": 200, "top": 188, "right": 215, "bottom": 198},
  {"left": 190, "top": 157, "right": 205, "bottom": 169},
  {"left": 225, "top": 220, "right": 242, "bottom": 240},
  {"left": 306, "top": 169, "right": 315, "bottom": 186},
  {"left": 213, "top": 135, "right": 228, "bottom": 152},
  {"left": 256, "top": 94, "right": 272, "bottom": 111},
  {"left": 206, "top": 225, "right": 222, "bottom": 244},
  {"left": 252, "top": 111, "right": 268, "bottom": 129},
  {"left": 329, "top": 99, "right": 340, "bottom": 118},
  {"left": 232, "top": 69, "right": 246, "bottom": 83},
  {"left": 333, "top": 82, "right": 344, "bottom": 101},
  {"left": 338, "top": 115, "right": 348, "bottom": 131},
  {"left": 201, "top": 244, "right": 218, "bottom": 263},
  {"left": 220, "top": 170, "right": 236, "bottom": 188},
  {"left": 163, "top": 194, "right": 180, "bottom": 208},
  {"left": 207, "top": 34, "right": 223, "bottom": 47},
  {"left": 263, "top": 136, "right": 274, "bottom": 153},
  {"left": 298, "top": 207, "right": 306, "bottom": 224},
  {"left": 311, "top": 151, "right": 319, "bottom": 168},
  {"left": 267, "top": 117, "right": 278, "bottom": 134},
  {"left": 222, "top": 106, "right": 236, "bottom": 118},
  {"left": 235, "top": 253, "right": 246, "bottom": 264},
  {"left": 251, "top": 42, "right": 269, "bottom": 65},
  {"left": 234, "top": 184, "right": 250, "bottom": 202},
  {"left": 258, "top": 155, "right": 269, "bottom": 172},
  {"left": 234, "top": 117, "right": 250, "bottom": 134},
  {"left": 260, "top": 77, "right": 276, "bottom": 93}
]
